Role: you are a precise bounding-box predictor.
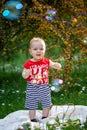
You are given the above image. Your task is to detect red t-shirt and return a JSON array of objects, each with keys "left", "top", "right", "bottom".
[{"left": 24, "top": 58, "right": 50, "bottom": 84}]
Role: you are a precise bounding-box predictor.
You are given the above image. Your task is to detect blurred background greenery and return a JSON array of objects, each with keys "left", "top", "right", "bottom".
[{"left": 0, "top": 0, "right": 87, "bottom": 118}]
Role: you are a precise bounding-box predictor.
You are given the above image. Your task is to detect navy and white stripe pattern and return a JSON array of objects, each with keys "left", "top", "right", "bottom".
[{"left": 25, "top": 82, "right": 52, "bottom": 110}]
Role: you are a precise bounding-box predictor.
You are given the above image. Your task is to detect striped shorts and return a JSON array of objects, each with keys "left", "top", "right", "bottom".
[{"left": 25, "top": 82, "right": 52, "bottom": 110}]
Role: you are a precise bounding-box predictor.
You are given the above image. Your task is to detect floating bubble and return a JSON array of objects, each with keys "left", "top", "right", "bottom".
[
  {"left": 51, "top": 86, "right": 60, "bottom": 92},
  {"left": 83, "top": 37, "right": 87, "bottom": 44},
  {"left": 47, "top": 10, "right": 56, "bottom": 15},
  {"left": 2, "top": 9, "right": 10, "bottom": 16},
  {"left": 53, "top": 78, "right": 63, "bottom": 85},
  {"left": 16, "top": 3, "right": 23, "bottom": 9},
  {"left": 45, "top": 9, "right": 56, "bottom": 20},
  {"left": 58, "top": 79, "right": 63, "bottom": 84},
  {"left": 45, "top": 15, "right": 55, "bottom": 20},
  {"left": 2, "top": 0, "right": 23, "bottom": 20},
  {"left": 51, "top": 78, "right": 63, "bottom": 92},
  {"left": 51, "top": 86, "right": 55, "bottom": 91}
]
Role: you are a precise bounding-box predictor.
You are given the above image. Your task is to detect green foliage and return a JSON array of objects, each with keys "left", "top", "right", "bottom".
[
  {"left": 46, "top": 118, "right": 82, "bottom": 130},
  {"left": 0, "top": 0, "right": 87, "bottom": 61},
  {"left": 17, "top": 116, "right": 87, "bottom": 130},
  {"left": 17, "top": 122, "right": 31, "bottom": 130},
  {"left": 0, "top": 3, "right": 87, "bottom": 129},
  {"left": 0, "top": 0, "right": 87, "bottom": 88}
]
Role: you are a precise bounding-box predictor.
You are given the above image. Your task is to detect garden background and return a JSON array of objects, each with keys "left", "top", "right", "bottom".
[{"left": 0, "top": 0, "right": 87, "bottom": 119}]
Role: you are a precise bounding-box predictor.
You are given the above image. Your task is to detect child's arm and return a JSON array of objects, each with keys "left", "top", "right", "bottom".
[
  {"left": 49, "top": 60, "right": 62, "bottom": 70},
  {"left": 22, "top": 68, "right": 30, "bottom": 79}
]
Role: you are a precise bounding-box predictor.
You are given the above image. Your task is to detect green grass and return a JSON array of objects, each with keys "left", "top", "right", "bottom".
[
  {"left": 0, "top": 52, "right": 87, "bottom": 118},
  {"left": 0, "top": 71, "right": 26, "bottom": 118},
  {"left": 0, "top": 68, "right": 87, "bottom": 119}
]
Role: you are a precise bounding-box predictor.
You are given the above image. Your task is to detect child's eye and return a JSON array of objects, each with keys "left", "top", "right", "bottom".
[
  {"left": 40, "top": 48, "right": 43, "bottom": 50},
  {"left": 33, "top": 48, "right": 37, "bottom": 50},
  {"left": 33, "top": 48, "right": 44, "bottom": 50}
]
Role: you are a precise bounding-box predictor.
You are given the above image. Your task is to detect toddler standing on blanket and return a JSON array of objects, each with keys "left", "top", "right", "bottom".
[{"left": 22, "top": 37, "right": 62, "bottom": 122}]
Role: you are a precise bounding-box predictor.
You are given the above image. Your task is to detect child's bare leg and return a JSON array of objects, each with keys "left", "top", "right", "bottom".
[
  {"left": 29, "top": 110, "right": 36, "bottom": 120},
  {"left": 42, "top": 108, "right": 50, "bottom": 118}
]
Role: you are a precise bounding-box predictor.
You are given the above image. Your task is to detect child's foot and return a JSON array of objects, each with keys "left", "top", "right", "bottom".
[
  {"left": 42, "top": 116, "right": 47, "bottom": 119},
  {"left": 31, "top": 119, "right": 39, "bottom": 122}
]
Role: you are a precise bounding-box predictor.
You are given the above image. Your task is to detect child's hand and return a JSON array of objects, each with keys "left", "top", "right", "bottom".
[
  {"left": 22, "top": 68, "right": 30, "bottom": 79},
  {"left": 53, "top": 62, "right": 62, "bottom": 69},
  {"left": 50, "top": 60, "right": 62, "bottom": 70}
]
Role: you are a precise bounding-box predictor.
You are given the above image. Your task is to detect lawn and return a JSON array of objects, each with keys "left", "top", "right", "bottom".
[
  {"left": 0, "top": 53, "right": 87, "bottom": 118},
  {"left": 0, "top": 67, "right": 87, "bottom": 118}
]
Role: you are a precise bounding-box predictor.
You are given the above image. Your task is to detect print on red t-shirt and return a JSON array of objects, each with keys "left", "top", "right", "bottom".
[{"left": 24, "top": 58, "right": 50, "bottom": 84}]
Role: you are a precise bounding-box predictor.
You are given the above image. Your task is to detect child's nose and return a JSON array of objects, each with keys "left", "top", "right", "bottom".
[{"left": 37, "top": 49, "right": 41, "bottom": 51}]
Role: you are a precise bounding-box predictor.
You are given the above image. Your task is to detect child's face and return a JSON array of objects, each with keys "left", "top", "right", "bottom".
[{"left": 29, "top": 41, "right": 46, "bottom": 61}]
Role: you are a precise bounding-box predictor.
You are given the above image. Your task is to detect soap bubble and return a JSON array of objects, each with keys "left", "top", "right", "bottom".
[
  {"left": 16, "top": 3, "right": 23, "bottom": 9},
  {"left": 2, "top": 9, "right": 10, "bottom": 16},
  {"left": 45, "top": 9, "right": 56, "bottom": 20},
  {"left": 51, "top": 86, "right": 60, "bottom": 92},
  {"left": 51, "top": 78, "right": 63, "bottom": 92},
  {"left": 2, "top": 0, "right": 23, "bottom": 20},
  {"left": 83, "top": 37, "right": 87, "bottom": 44},
  {"left": 53, "top": 78, "right": 63, "bottom": 85}
]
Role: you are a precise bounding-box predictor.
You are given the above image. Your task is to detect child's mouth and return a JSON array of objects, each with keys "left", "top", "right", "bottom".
[{"left": 36, "top": 54, "right": 41, "bottom": 56}]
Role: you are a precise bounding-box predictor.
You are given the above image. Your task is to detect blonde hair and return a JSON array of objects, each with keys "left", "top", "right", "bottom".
[{"left": 30, "top": 37, "right": 46, "bottom": 48}]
